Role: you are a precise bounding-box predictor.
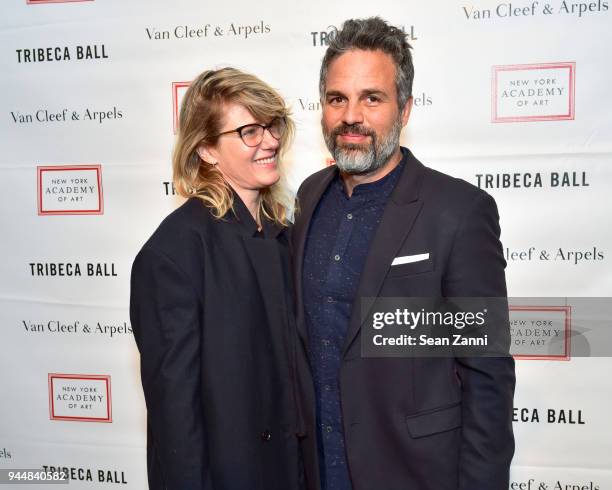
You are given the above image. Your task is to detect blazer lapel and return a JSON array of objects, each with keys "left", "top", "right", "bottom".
[
  {"left": 228, "top": 192, "right": 287, "bottom": 342},
  {"left": 343, "top": 150, "right": 426, "bottom": 357},
  {"left": 293, "top": 167, "right": 337, "bottom": 347},
  {"left": 243, "top": 235, "right": 286, "bottom": 333}
]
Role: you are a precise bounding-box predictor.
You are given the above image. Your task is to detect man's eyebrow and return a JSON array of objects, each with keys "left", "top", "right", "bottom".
[
  {"left": 325, "top": 89, "right": 389, "bottom": 98},
  {"left": 360, "top": 89, "right": 388, "bottom": 98}
]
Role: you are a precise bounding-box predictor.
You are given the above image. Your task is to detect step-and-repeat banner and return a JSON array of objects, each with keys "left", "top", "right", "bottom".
[{"left": 1, "top": 0, "right": 611, "bottom": 488}]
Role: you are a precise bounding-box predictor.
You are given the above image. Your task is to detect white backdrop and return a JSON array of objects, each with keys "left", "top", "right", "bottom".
[{"left": 1, "top": 0, "right": 611, "bottom": 488}]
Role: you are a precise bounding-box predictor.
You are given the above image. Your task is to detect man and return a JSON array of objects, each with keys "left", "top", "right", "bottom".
[{"left": 292, "top": 17, "right": 515, "bottom": 490}]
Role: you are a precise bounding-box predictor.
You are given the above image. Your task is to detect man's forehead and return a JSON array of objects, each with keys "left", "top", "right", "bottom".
[{"left": 325, "top": 49, "right": 396, "bottom": 90}]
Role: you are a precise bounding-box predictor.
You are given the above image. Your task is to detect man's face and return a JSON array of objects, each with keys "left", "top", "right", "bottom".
[{"left": 321, "top": 49, "right": 411, "bottom": 174}]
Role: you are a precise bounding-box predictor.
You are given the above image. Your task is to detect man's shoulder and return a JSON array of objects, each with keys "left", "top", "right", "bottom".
[{"left": 418, "top": 161, "right": 495, "bottom": 212}]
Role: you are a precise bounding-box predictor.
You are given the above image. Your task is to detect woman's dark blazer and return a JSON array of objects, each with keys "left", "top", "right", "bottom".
[{"left": 130, "top": 195, "right": 301, "bottom": 490}]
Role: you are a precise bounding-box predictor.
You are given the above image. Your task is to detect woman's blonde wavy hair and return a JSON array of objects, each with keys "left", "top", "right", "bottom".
[{"left": 173, "top": 67, "right": 294, "bottom": 225}]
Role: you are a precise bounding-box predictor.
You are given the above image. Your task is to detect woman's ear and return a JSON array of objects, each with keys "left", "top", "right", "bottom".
[{"left": 196, "top": 145, "right": 218, "bottom": 166}]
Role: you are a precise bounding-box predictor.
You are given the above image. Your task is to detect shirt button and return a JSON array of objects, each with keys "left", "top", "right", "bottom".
[
  {"left": 322, "top": 339, "right": 330, "bottom": 346},
  {"left": 260, "top": 430, "right": 271, "bottom": 441},
  {"left": 347, "top": 213, "right": 353, "bottom": 220},
  {"left": 325, "top": 425, "right": 333, "bottom": 433},
  {"left": 324, "top": 384, "right": 332, "bottom": 391},
  {"left": 334, "top": 254, "right": 341, "bottom": 261},
  {"left": 326, "top": 296, "right": 334, "bottom": 303}
]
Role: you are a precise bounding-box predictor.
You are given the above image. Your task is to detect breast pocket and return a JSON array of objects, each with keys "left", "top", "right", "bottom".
[
  {"left": 387, "top": 256, "right": 434, "bottom": 278},
  {"left": 405, "top": 402, "right": 462, "bottom": 439}
]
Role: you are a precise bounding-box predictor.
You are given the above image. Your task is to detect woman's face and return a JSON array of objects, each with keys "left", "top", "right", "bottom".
[{"left": 201, "top": 102, "right": 282, "bottom": 198}]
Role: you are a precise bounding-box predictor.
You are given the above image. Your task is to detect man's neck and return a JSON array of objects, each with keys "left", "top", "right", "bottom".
[{"left": 340, "top": 146, "right": 403, "bottom": 197}]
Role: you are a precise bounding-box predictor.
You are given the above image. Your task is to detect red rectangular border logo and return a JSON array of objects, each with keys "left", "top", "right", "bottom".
[
  {"left": 37, "top": 164, "right": 104, "bottom": 216},
  {"left": 48, "top": 373, "right": 112, "bottom": 422},
  {"left": 172, "top": 81, "right": 191, "bottom": 134},
  {"left": 491, "top": 62, "right": 576, "bottom": 123},
  {"left": 509, "top": 305, "right": 571, "bottom": 361}
]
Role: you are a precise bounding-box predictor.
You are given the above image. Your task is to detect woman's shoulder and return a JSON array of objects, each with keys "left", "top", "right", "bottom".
[
  {"left": 162, "top": 197, "right": 213, "bottom": 228},
  {"left": 138, "top": 198, "right": 213, "bottom": 261}
]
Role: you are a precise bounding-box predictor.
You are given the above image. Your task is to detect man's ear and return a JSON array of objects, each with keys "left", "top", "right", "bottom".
[
  {"left": 196, "top": 145, "right": 217, "bottom": 165},
  {"left": 401, "top": 96, "right": 413, "bottom": 127}
]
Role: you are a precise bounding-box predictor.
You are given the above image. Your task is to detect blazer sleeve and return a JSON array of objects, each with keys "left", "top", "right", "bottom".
[
  {"left": 443, "top": 192, "right": 516, "bottom": 490},
  {"left": 130, "top": 245, "right": 208, "bottom": 489}
]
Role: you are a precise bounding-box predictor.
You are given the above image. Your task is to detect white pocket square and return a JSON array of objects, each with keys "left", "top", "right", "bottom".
[{"left": 391, "top": 253, "right": 430, "bottom": 266}]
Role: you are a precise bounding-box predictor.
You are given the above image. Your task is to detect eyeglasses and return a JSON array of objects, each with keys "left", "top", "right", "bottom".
[{"left": 216, "top": 117, "right": 286, "bottom": 147}]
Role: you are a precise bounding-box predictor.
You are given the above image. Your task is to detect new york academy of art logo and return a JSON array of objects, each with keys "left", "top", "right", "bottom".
[
  {"left": 48, "top": 373, "right": 112, "bottom": 422},
  {"left": 509, "top": 304, "right": 571, "bottom": 360},
  {"left": 492, "top": 62, "right": 575, "bottom": 122},
  {"left": 37, "top": 164, "right": 103, "bottom": 215}
]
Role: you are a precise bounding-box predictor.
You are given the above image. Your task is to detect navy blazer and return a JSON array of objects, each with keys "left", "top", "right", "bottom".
[
  {"left": 131, "top": 196, "right": 302, "bottom": 490},
  {"left": 292, "top": 149, "right": 515, "bottom": 490}
]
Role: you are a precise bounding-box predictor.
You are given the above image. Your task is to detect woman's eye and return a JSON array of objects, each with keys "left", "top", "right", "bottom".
[{"left": 242, "top": 126, "right": 259, "bottom": 137}]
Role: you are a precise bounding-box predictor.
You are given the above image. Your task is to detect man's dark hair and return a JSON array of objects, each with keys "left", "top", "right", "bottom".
[{"left": 319, "top": 17, "right": 414, "bottom": 110}]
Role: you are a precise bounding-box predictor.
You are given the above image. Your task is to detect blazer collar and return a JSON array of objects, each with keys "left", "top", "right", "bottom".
[
  {"left": 229, "top": 189, "right": 285, "bottom": 239},
  {"left": 389, "top": 147, "right": 424, "bottom": 205},
  {"left": 342, "top": 147, "right": 426, "bottom": 356}
]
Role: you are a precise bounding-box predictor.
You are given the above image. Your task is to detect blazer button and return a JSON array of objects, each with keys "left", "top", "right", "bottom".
[{"left": 260, "top": 430, "right": 272, "bottom": 441}]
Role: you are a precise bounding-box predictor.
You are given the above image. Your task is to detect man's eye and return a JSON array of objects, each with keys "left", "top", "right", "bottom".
[
  {"left": 328, "top": 96, "right": 344, "bottom": 105},
  {"left": 366, "top": 95, "right": 380, "bottom": 103}
]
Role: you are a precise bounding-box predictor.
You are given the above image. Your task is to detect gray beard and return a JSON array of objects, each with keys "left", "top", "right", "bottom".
[{"left": 324, "top": 118, "right": 402, "bottom": 175}]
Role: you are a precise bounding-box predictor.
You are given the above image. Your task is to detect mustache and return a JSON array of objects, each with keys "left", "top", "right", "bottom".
[{"left": 331, "top": 123, "right": 375, "bottom": 139}]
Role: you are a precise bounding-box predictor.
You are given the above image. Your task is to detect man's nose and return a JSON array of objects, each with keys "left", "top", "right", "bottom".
[{"left": 341, "top": 100, "right": 364, "bottom": 126}]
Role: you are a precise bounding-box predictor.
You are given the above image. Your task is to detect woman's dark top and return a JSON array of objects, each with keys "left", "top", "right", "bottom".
[{"left": 130, "top": 195, "right": 301, "bottom": 490}]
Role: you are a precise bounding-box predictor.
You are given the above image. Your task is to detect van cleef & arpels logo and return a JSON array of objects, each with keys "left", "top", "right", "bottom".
[
  {"left": 146, "top": 21, "right": 270, "bottom": 41},
  {"left": 11, "top": 107, "right": 122, "bottom": 125},
  {"left": 463, "top": 1, "right": 608, "bottom": 19}
]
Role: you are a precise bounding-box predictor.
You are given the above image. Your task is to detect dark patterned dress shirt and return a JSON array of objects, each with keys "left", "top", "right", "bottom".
[{"left": 302, "top": 156, "right": 405, "bottom": 490}]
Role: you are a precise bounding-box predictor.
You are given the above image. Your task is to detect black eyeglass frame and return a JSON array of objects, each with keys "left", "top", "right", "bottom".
[{"left": 215, "top": 117, "right": 285, "bottom": 147}]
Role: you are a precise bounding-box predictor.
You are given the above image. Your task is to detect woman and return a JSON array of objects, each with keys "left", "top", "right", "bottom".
[{"left": 130, "top": 67, "right": 301, "bottom": 489}]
